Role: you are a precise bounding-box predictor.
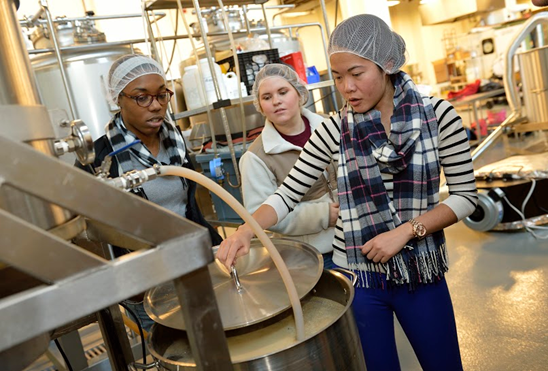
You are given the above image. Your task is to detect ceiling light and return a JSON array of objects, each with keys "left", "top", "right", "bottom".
[
  {"left": 281, "top": 11, "right": 312, "bottom": 17},
  {"left": 387, "top": 0, "right": 401, "bottom": 6},
  {"left": 419, "top": 0, "right": 436, "bottom": 4}
]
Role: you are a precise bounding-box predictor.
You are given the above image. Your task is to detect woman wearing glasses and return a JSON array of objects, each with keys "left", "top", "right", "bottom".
[{"left": 77, "top": 54, "right": 222, "bottom": 331}]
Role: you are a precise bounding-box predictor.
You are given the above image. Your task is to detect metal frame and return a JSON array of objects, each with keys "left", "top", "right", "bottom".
[{"left": 0, "top": 134, "right": 232, "bottom": 370}]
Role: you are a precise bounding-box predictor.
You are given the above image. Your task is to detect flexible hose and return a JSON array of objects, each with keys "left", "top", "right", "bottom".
[{"left": 159, "top": 165, "right": 305, "bottom": 341}]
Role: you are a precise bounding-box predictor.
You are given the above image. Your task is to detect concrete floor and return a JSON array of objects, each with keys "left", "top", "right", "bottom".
[{"left": 395, "top": 212, "right": 548, "bottom": 371}]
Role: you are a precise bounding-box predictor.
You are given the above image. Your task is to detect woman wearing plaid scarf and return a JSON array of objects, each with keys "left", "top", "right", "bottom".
[
  {"left": 77, "top": 54, "right": 222, "bottom": 331},
  {"left": 218, "top": 14, "right": 477, "bottom": 371}
]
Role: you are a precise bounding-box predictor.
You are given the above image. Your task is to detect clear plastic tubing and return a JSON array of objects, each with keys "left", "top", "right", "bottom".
[{"left": 158, "top": 165, "right": 305, "bottom": 341}]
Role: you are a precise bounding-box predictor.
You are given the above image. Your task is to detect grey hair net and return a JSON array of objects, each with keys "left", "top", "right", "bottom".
[
  {"left": 252, "top": 63, "right": 309, "bottom": 114},
  {"left": 328, "top": 14, "right": 406, "bottom": 74},
  {"left": 107, "top": 54, "right": 166, "bottom": 106}
]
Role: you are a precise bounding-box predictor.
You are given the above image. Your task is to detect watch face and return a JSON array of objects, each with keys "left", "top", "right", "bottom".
[{"left": 416, "top": 225, "right": 427, "bottom": 237}]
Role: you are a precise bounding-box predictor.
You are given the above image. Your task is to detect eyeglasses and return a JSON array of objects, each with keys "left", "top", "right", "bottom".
[{"left": 119, "top": 89, "right": 174, "bottom": 108}]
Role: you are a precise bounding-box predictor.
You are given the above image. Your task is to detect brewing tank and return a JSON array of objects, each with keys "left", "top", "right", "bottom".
[{"left": 29, "top": 19, "right": 136, "bottom": 140}]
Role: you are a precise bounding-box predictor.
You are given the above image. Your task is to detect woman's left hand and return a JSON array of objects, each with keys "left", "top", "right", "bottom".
[{"left": 361, "top": 227, "right": 410, "bottom": 263}]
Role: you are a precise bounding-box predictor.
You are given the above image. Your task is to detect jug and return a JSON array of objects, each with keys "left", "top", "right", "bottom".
[
  {"left": 223, "top": 72, "right": 248, "bottom": 99},
  {"left": 198, "top": 58, "right": 228, "bottom": 104},
  {"left": 182, "top": 65, "right": 207, "bottom": 110}
]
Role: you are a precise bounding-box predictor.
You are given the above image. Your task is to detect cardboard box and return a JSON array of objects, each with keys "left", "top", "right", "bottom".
[{"left": 432, "top": 59, "right": 449, "bottom": 84}]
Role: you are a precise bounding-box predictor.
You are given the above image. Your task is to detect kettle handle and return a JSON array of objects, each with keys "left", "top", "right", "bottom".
[{"left": 331, "top": 267, "right": 358, "bottom": 287}]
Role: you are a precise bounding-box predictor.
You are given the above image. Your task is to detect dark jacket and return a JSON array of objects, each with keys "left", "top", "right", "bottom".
[{"left": 76, "top": 135, "right": 223, "bottom": 248}]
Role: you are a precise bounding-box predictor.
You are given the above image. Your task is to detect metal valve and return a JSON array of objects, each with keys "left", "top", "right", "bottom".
[{"left": 53, "top": 119, "right": 95, "bottom": 164}]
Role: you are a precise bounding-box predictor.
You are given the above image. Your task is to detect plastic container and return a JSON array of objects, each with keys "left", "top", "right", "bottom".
[
  {"left": 280, "top": 52, "right": 307, "bottom": 83},
  {"left": 198, "top": 58, "right": 228, "bottom": 105},
  {"left": 182, "top": 65, "right": 207, "bottom": 110},
  {"left": 306, "top": 66, "right": 320, "bottom": 84},
  {"left": 195, "top": 151, "right": 243, "bottom": 222}
]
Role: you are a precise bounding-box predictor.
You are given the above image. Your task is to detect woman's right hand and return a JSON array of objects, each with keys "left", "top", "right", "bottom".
[{"left": 215, "top": 223, "right": 255, "bottom": 269}]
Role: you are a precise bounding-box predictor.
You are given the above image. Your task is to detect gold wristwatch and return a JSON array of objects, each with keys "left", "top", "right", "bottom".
[{"left": 409, "top": 218, "right": 427, "bottom": 240}]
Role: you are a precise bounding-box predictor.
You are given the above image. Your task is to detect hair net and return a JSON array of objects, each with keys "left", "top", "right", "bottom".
[
  {"left": 252, "top": 63, "right": 309, "bottom": 114},
  {"left": 107, "top": 54, "right": 166, "bottom": 106},
  {"left": 328, "top": 14, "right": 406, "bottom": 74}
]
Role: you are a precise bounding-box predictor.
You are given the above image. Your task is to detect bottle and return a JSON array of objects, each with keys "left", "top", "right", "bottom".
[
  {"left": 198, "top": 58, "right": 228, "bottom": 104},
  {"left": 182, "top": 65, "right": 206, "bottom": 110}
]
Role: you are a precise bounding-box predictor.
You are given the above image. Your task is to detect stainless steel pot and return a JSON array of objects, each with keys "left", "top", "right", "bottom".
[{"left": 140, "top": 268, "right": 365, "bottom": 371}]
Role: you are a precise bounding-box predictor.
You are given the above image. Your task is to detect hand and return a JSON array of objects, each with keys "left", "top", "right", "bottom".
[
  {"left": 361, "top": 226, "right": 410, "bottom": 263},
  {"left": 329, "top": 202, "right": 340, "bottom": 227},
  {"left": 215, "top": 224, "right": 255, "bottom": 269}
]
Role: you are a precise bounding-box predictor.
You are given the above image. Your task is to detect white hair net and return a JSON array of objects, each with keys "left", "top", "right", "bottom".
[
  {"left": 328, "top": 14, "right": 406, "bottom": 74},
  {"left": 252, "top": 63, "right": 309, "bottom": 114},
  {"left": 107, "top": 54, "right": 166, "bottom": 106}
]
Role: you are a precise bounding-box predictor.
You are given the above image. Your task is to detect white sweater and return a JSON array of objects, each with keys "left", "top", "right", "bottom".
[{"left": 239, "top": 108, "right": 336, "bottom": 254}]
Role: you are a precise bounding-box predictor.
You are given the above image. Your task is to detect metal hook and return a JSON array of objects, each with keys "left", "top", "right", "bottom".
[{"left": 224, "top": 169, "right": 241, "bottom": 188}]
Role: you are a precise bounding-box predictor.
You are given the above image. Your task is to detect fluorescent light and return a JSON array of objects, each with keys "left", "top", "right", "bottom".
[
  {"left": 282, "top": 11, "right": 312, "bottom": 17},
  {"left": 387, "top": 0, "right": 400, "bottom": 6},
  {"left": 420, "top": 0, "right": 436, "bottom": 4}
]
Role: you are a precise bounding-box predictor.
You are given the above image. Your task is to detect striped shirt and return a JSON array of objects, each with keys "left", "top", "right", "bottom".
[{"left": 264, "top": 97, "right": 478, "bottom": 268}]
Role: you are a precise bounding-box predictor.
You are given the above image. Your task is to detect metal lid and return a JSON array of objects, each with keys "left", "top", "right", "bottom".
[{"left": 144, "top": 238, "right": 323, "bottom": 331}]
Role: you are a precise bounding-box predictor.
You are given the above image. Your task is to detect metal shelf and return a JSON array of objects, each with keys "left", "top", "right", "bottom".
[
  {"left": 145, "top": 0, "right": 267, "bottom": 9},
  {"left": 172, "top": 80, "right": 334, "bottom": 120}
]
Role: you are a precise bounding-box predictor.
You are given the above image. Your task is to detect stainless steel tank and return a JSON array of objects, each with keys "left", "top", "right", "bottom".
[
  {"left": 30, "top": 20, "right": 136, "bottom": 140},
  {"left": 517, "top": 45, "right": 548, "bottom": 124}
]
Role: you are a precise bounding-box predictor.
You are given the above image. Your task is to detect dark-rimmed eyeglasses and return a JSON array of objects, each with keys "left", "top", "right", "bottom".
[{"left": 119, "top": 89, "right": 174, "bottom": 108}]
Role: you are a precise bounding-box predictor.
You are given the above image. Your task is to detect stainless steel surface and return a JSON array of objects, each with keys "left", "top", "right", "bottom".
[
  {"left": 30, "top": 42, "right": 136, "bottom": 141},
  {"left": 0, "top": 0, "right": 73, "bottom": 231},
  {"left": 173, "top": 267, "right": 234, "bottom": 370},
  {"left": 0, "top": 0, "right": 42, "bottom": 105},
  {"left": 0, "top": 135, "right": 214, "bottom": 347},
  {"left": 0, "top": 208, "right": 106, "bottom": 283},
  {"left": 0, "top": 332, "right": 50, "bottom": 371},
  {"left": 504, "top": 12, "right": 548, "bottom": 124},
  {"left": 20, "top": 12, "right": 167, "bottom": 28},
  {"left": 518, "top": 45, "right": 548, "bottom": 124},
  {"left": 71, "top": 119, "right": 95, "bottom": 164},
  {"left": 145, "top": 238, "right": 322, "bottom": 331},
  {"left": 418, "top": 0, "right": 505, "bottom": 25},
  {"left": 42, "top": 0, "right": 78, "bottom": 120},
  {"left": 147, "top": 269, "right": 366, "bottom": 371},
  {"left": 146, "top": 0, "right": 268, "bottom": 9},
  {"left": 0, "top": 105, "right": 56, "bottom": 142}
]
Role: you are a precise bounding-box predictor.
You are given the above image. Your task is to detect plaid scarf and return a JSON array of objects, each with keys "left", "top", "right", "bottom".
[
  {"left": 105, "top": 113, "right": 188, "bottom": 189},
  {"left": 339, "top": 72, "right": 446, "bottom": 289}
]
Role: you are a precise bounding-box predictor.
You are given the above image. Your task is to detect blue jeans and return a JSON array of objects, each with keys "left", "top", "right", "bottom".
[
  {"left": 322, "top": 252, "right": 336, "bottom": 269},
  {"left": 352, "top": 276, "right": 463, "bottom": 371}
]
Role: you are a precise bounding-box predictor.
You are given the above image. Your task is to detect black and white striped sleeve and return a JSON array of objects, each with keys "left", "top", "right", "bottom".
[
  {"left": 263, "top": 115, "right": 341, "bottom": 221},
  {"left": 432, "top": 96, "right": 478, "bottom": 220}
]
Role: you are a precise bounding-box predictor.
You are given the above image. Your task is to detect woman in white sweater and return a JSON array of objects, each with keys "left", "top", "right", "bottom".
[
  {"left": 219, "top": 14, "right": 478, "bottom": 371},
  {"left": 240, "top": 64, "right": 339, "bottom": 267}
]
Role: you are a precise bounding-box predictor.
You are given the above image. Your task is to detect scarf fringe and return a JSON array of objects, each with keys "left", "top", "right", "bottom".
[{"left": 349, "top": 243, "right": 448, "bottom": 290}]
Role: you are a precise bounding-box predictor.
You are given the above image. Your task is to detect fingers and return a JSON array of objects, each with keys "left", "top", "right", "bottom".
[{"left": 215, "top": 231, "right": 252, "bottom": 269}]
